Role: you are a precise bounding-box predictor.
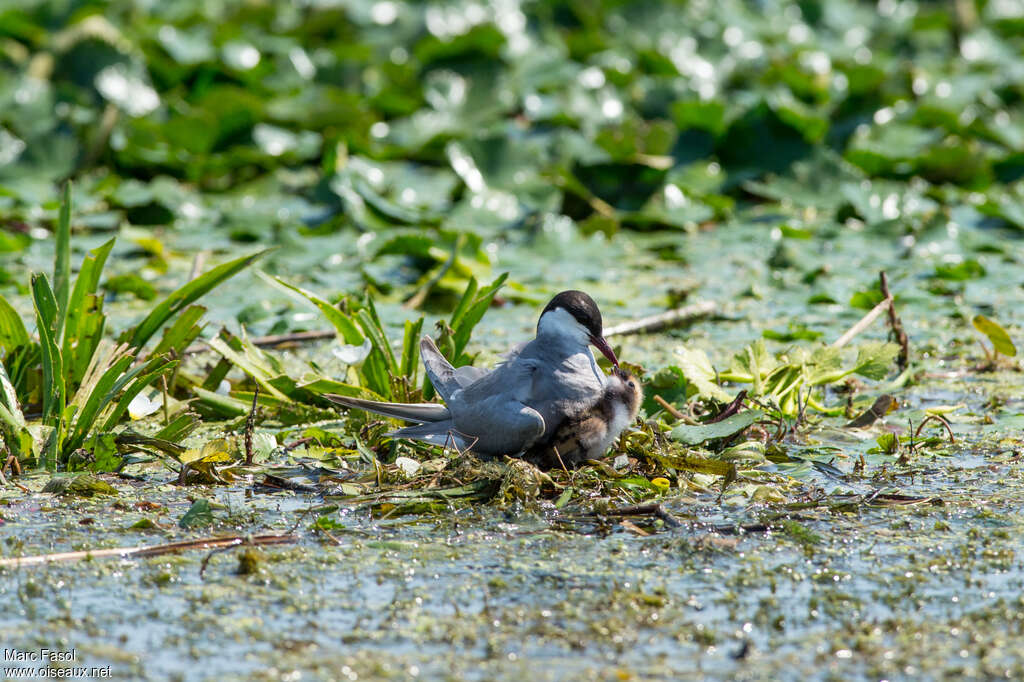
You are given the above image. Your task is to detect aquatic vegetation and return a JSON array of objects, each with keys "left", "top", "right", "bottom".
[{"left": 0, "top": 186, "right": 260, "bottom": 467}]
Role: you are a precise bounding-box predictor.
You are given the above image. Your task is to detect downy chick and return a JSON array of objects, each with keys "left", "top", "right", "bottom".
[{"left": 524, "top": 367, "right": 643, "bottom": 470}]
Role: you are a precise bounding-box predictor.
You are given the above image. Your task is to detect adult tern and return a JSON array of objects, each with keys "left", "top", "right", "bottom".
[{"left": 328, "top": 290, "right": 620, "bottom": 456}]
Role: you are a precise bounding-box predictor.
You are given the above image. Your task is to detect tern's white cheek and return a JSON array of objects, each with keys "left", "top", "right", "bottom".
[{"left": 537, "top": 307, "right": 590, "bottom": 344}]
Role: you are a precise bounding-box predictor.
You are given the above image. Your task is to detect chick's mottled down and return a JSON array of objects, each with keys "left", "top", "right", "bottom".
[{"left": 524, "top": 367, "right": 643, "bottom": 469}]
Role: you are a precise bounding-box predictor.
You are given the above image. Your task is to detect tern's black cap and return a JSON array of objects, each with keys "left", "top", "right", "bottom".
[{"left": 540, "top": 290, "right": 603, "bottom": 338}]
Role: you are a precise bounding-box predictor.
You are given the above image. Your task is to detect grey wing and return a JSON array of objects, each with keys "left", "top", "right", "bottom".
[
  {"left": 420, "top": 336, "right": 462, "bottom": 402},
  {"left": 421, "top": 334, "right": 493, "bottom": 400},
  {"left": 454, "top": 365, "right": 487, "bottom": 385},
  {"left": 451, "top": 398, "right": 545, "bottom": 455},
  {"left": 448, "top": 357, "right": 547, "bottom": 454}
]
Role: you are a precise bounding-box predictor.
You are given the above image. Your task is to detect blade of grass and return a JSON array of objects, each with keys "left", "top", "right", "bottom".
[
  {"left": 0, "top": 296, "right": 30, "bottom": 354},
  {"left": 53, "top": 181, "right": 72, "bottom": 338},
  {"left": 153, "top": 411, "right": 200, "bottom": 443},
  {"left": 149, "top": 304, "right": 206, "bottom": 358},
  {"left": 0, "top": 360, "right": 24, "bottom": 427},
  {"left": 62, "top": 238, "right": 114, "bottom": 377},
  {"left": 206, "top": 337, "right": 291, "bottom": 401},
  {"left": 356, "top": 307, "right": 398, "bottom": 374},
  {"left": 448, "top": 276, "right": 479, "bottom": 331},
  {"left": 124, "top": 249, "right": 267, "bottom": 349},
  {"left": 400, "top": 318, "right": 423, "bottom": 381},
  {"left": 268, "top": 275, "right": 364, "bottom": 345},
  {"left": 63, "top": 353, "right": 135, "bottom": 454},
  {"left": 192, "top": 386, "right": 250, "bottom": 418},
  {"left": 359, "top": 349, "right": 392, "bottom": 398},
  {"left": 452, "top": 272, "right": 508, "bottom": 361},
  {"left": 32, "top": 274, "right": 64, "bottom": 425},
  {"left": 96, "top": 359, "right": 177, "bottom": 435}
]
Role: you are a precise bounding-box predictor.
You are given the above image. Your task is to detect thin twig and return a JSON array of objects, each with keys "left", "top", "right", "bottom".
[
  {"left": 653, "top": 395, "right": 699, "bottom": 424},
  {"left": 879, "top": 271, "right": 909, "bottom": 371},
  {"left": 3, "top": 454, "right": 29, "bottom": 492},
  {"left": 598, "top": 503, "right": 682, "bottom": 528},
  {"left": 553, "top": 445, "right": 570, "bottom": 476},
  {"left": 199, "top": 543, "right": 244, "bottom": 578},
  {"left": 0, "top": 533, "right": 298, "bottom": 568},
  {"left": 604, "top": 301, "right": 716, "bottom": 337},
  {"left": 160, "top": 374, "right": 170, "bottom": 426},
  {"left": 913, "top": 414, "right": 956, "bottom": 445},
  {"left": 706, "top": 390, "right": 749, "bottom": 424},
  {"left": 833, "top": 299, "right": 889, "bottom": 348},
  {"left": 0, "top": 464, "right": 25, "bottom": 491}
]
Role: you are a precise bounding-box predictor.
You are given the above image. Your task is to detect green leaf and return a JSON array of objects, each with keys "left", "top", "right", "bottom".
[
  {"left": 973, "top": 315, "right": 1017, "bottom": 357},
  {"left": 67, "top": 294, "right": 106, "bottom": 391},
  {"left": 451, "top": 273, "right": 507, "bottom": 362},
  {"left": 32, "top": 274, "right": 64, "bottom": 426},
  {"left": 149, "top": 304, "right": 206, "bottom": 358},
  {"left": 359, "top": 349, "right": 393, "bottom": 398},
  {"left": 98, "top": 357, "right": 177, "bottom": 436},
  {"left": 934, "top": 259, "right": 986, "bottom": 281},
  {"left": 449, "top": 276, "right": 480, "bottom": 331},
  {"left": 206, "top": 337, "right": 291, "bottom": 402},
  {"left": 849, "top": 289, "right": 885, "bottom": 310},
  {"left": 401, "top": 317, "right": 423, "bottom": 381},
  {"left": 670, "top": 411, "right": 761, "bottom": 446},
  {"left": 852, "top": 342, "right": 899, "bottom": 380},
  {"left": 125, "top": 249, "right": 267, "bottom": 349},
  {"left": 153, "top": 411, "right": 200, "bottom": 443},
  {"left": 762, "top": 323, "right": 822, "bottom": 342},
  {"left": 676, "top": 347, "right": 731, "bottom": 402},
  {"left": 104, "top": 273, "right": 157, "bottom": 300},
  {"left": 179, "top": 498, "right": 214, "bottom": 528},
  {"left": 0, "top": 361, "right": 34, "bottom": 461},
  {"left": 192, "top": 386, "right": 250, "bottom": 418},
  {"left": 53, "top": 181, "right": 72, "bottom": 337},
  {"left": 64, "top": 352, "right": 135, "bottom": 454},
  {"left": 356, "top": 307, "right": 398, "bottom": 374},
  {"left": 83, "top": 433, "right": 120, "bottom": 472},
  {"left": 0, "top": 295, "right": 30, "bottom": 354},
  {"left": 271, "top": 275, "right": 364, "bottom": 345},
  {"left": 62, "top": 238, "right": 114, "bottom": 387}
]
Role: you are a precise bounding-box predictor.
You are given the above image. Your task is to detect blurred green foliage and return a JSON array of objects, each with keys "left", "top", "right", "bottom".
[{"left": 0, "top": 0, "right": 1021, "bottom": 246}]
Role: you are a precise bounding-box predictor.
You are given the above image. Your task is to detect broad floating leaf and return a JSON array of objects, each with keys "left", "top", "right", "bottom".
[
  {"left": 973, "top": 315, "right": 1017, "bottom": 357},
  {"left": 179, "top": 498, "right": 214, "bottom": 528},
  {"left": 670, "top": 410, "right": 762, "bottom": 446}
]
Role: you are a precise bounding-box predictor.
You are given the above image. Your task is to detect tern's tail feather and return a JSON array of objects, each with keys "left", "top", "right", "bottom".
[
  {"left": 326, "top": 395, "right": 450, "bottom": 423},
  {"left": 389, "top": 421, "right": 473, "bottom": 451}
]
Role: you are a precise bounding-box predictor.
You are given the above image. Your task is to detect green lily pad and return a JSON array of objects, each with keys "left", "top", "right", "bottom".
[{"left": 670, "top": 410, "right": 762, "bottom": 446}]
